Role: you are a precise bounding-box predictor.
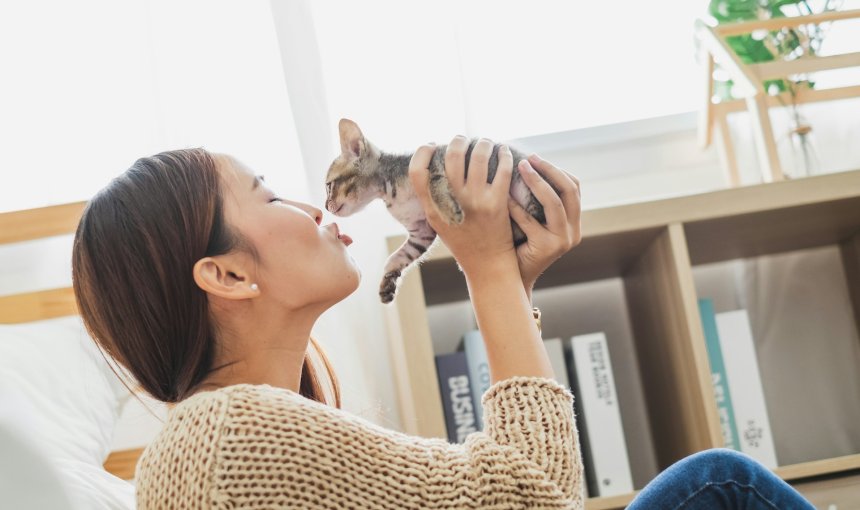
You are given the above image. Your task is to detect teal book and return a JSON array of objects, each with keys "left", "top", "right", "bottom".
[{"left": 699, "top": 298, "right": 740, "bottom": 451}]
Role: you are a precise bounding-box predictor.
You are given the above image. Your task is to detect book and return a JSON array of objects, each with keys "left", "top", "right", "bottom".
[
  {"left": 543, "top": 338, "right": 571, "bottom": 388},
  {"left": 462, "top": 330, "right": 492, "bottom": 431},
  {"left": 434, "top": 351, "right": 479, "bottom": 443},
  {"left": 698, "top": 299, "right": 740, "bottom": 451},
  {"left": 549, "top": 337, "right": 591, "bottom": 498},
  {"left": 568, "top": 332, "right": 633, "bottom": 497},
  {"left": 715, "top": 309, "right": 778, "bottom": 468}
]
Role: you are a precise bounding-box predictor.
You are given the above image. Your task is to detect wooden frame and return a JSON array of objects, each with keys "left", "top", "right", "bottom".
[
  {"left": 696, "top": 9, "right": 860, "bottom": 186},
  {"left": 384, "top": 169, "right": 860, "bottom": 510},
  {"left": 0, "top": 201, "right": 144, "bottom": 480}
]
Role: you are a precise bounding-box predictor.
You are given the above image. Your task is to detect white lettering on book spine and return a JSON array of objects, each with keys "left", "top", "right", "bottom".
[
  {"left": 449, "top": 375, "right": 477, "bottom": 443},
  {"left": 573, "top": 333, "right": 633, "bottom": 497},
  {"left": 715, "top": 310, "right": 778, "bottom": 468}
]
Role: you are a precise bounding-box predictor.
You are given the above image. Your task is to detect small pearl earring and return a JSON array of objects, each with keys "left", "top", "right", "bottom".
[{"left": 250, "top": 283, "right": 259, "bottom": 292}]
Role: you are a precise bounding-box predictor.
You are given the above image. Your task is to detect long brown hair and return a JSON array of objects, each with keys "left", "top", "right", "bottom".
[{"left": 72, "top": 148, "right": 341, "bottom": 407}]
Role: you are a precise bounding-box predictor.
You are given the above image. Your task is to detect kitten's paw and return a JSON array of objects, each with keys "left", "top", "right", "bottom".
[{"left": 379, "top": 270, "right": 402, "bottom": 303}]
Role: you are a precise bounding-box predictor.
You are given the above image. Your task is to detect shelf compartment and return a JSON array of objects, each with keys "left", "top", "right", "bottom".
[
  {"left": 419, "top": 227, "right": 665, "bottom": 306},
  {"left": 623, "top": 224, "right": 722, "bottom": 471},
  {"left": 691, "top": 244, "right": 860, "bottom": 469}
]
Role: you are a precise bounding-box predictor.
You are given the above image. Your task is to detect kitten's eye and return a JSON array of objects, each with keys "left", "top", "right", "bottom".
[{"left": 325, "top": 182, "right": 333, "bottom": 193}]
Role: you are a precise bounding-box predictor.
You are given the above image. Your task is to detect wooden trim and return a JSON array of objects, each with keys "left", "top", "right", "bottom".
[
  {"left": 0, "top": 287, "right": 78, "bottom": 324},
  {"left": 695, "top": 21, "right": 759, "bottom": 97},
  {"left": 750, "top": 52, "right": 860, "bottom": 81},
  {"left": 715, "top": 115, "right": 741, "bottom": 187},
  {"left": 585, "top": 491, "right": 638, "bottom": 510},
  {"left": 745, "top": 93, "right": 784, "bottom": 182},
  {"left": 713, "top": 85, "right": 860, "bottom": 116},
  {"left": 714, "top": 9, "right": 860, "bottom": 37},
  {"left": 103, "top": 447, "right": 145, "bottom": 481},
  {"left": 0, "top": 202, "right": 86, "bottom": 245},
  {"left": 775, "top": 454, "right": 860, "bottom": 481},
  {"left": 624, "top": 225, "right": 721, "bottom": 470}
]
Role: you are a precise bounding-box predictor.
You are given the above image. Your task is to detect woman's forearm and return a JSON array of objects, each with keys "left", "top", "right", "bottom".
[{"left": 465, "top": 260, "right": 555, "bottom": 384}]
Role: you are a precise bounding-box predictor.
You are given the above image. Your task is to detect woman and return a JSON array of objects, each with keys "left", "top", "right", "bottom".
[{"left": 72, "top": 138, "right": 815, "bottom": 509}]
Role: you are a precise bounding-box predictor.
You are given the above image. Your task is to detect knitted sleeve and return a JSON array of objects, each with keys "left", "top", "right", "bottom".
[{"left": 212, "top": 377, "right": 584, "bottom": 509}]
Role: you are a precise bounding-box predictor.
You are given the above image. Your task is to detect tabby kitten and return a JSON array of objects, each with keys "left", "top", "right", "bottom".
[{"left": 325, "top": 118, "right": 548, "bottom": 303}]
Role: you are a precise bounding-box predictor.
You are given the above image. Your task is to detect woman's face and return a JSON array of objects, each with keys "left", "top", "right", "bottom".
[{"left": 214, "top": 154, "right": 360, "bottom": 309}]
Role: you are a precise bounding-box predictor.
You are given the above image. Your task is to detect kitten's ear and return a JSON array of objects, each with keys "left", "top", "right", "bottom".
[{"left": 339, "top": 118, "right": 366, "bottom": 158}]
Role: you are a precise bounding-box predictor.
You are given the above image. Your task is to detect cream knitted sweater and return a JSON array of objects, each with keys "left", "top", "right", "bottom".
[{"left": 135, "top": 376, "right": 585, "bottom": 509}]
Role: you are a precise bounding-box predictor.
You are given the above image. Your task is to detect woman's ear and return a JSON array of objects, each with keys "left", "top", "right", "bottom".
[{"left": 193, "top": 256, "right": 258, "bottom": 300}]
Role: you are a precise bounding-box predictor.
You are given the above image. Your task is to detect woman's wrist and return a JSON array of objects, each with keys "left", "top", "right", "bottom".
[
  {"left": 460, "top": 253, "right": 519, "bottom": 283},
  {"left": 523, "top": 279, "right": 535, "bottom": 304}
]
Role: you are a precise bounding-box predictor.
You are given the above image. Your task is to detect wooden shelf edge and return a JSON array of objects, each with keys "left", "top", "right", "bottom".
[
  {"left": 776, "top": 454, "right": 860, "bottom": 481},
  {"left": 584, "top": 491, "right": 638, "bottom": 510}
]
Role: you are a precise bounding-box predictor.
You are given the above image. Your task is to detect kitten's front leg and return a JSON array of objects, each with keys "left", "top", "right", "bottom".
[{"left": 380, "top": 219, "right": 436, "bottom": 303}]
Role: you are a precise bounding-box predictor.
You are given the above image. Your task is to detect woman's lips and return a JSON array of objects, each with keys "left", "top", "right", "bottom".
[{"left": 325, "top": 223, "right": 353, "bottom": 246}]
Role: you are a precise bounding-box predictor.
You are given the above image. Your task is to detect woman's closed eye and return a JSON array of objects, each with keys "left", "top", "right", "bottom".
[{"left": 268, "top": 196, "right": 284, "bottom": 203}]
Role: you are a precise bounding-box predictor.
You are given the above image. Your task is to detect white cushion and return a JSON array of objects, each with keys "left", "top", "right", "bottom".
[{"left": 0, "top": 316, "right": 135, "bottom": 509}]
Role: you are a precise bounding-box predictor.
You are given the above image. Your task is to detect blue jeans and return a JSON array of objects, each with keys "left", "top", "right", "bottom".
[{"left": 627, "top": 449, "right": 816, "bottom": 509}]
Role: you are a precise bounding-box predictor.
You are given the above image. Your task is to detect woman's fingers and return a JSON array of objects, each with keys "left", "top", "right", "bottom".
[
  {"left": 467, "top": 138, "right": 494, "bottom": 191},
  {"left": 527, "top": 154, "right": 581, "bottom": 226},
  {"left": 444, "top": 136, "right": 469, "bottom": 196},
  {"left": 517, "top": 159, "right": 566, "bottom": 234},
  {"left": 409, "top": 144, "right": 444, "bottom": 226},
  {"left": 508, "top": 197, "right": 541, "bottom": 238},
  {"left": 493, "top": 145, "right": 514, "bottom": 197}
]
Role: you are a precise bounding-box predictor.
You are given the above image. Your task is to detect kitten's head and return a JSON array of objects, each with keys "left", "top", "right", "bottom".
[{"left": 325, "top": 118, "right": 381, "bottom": 217}]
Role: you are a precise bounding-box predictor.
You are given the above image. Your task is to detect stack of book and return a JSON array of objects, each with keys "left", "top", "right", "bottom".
[
  {"left": 434, "top": 330, "right": 635, "bottom": 498},
  {"left": 698, "top": 299, "right": 778, "bottom": 468}
]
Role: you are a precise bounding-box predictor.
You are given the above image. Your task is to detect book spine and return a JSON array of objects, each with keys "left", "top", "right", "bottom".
[
  {"left": 571, "top": 332, "right": 634, "bottom": 497},
  {"left": 698, "top": 299, "right": 740, "bottom": 451},
  {"left": 543, "top": 338, "right": 571, "bottom": 389},
  {"left": 715, "top": 310, "right": 779, "bottom": 468},
  {"left": 563, "top": 339, "right": 593, "bottom": 499},
  {"left": 462, "top": 330, "right": 491, "bottom": 431},
  {"left": 434, "top": 351, "right": 478, "bottom": 443}
]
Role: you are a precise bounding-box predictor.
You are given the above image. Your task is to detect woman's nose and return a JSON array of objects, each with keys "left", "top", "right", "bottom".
[{"left": 288, "top": 200, "right": 323, "bottom": 225}]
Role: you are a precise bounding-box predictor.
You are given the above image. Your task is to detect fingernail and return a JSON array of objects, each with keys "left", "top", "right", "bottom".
[
  {"left": 529, "top": 153, "right": 541, "bottom": 162},
  {"left": 499, "top": 144, "right": 510, "bottom": 153},
  {"left": 519, "top": 160, "right": 534, "bottom": 173}
]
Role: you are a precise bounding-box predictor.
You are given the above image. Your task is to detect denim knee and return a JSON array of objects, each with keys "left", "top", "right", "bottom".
[{"left": 678, "top": 448, "right": 765, "bottom": 483}]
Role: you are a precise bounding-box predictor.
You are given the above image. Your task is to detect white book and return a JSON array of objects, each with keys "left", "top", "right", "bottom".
[
  {"left": 543, "top": 338, "right": 571, "bottom": 388},
  {"left": 715, "top": 310, "right": 778, "bottom": 468},
  {"left": 570, "top": 333, "right": 633, "bottom": 497}
]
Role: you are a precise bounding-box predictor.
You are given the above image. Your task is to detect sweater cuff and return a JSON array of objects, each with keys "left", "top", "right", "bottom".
[
  {"left": 482, "top": 376, "right": 571, "bottom": 402},
  {"left": 480, "top": 376, "right": 574, "bottom": 419}
]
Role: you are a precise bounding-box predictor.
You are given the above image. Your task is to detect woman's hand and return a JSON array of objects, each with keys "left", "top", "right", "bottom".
[
  {"left": 508, "top": 154, "right": 582, "bottom": 301},
  {"left": 409, "top": 136, "right": 518, "bottom": 279}
]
